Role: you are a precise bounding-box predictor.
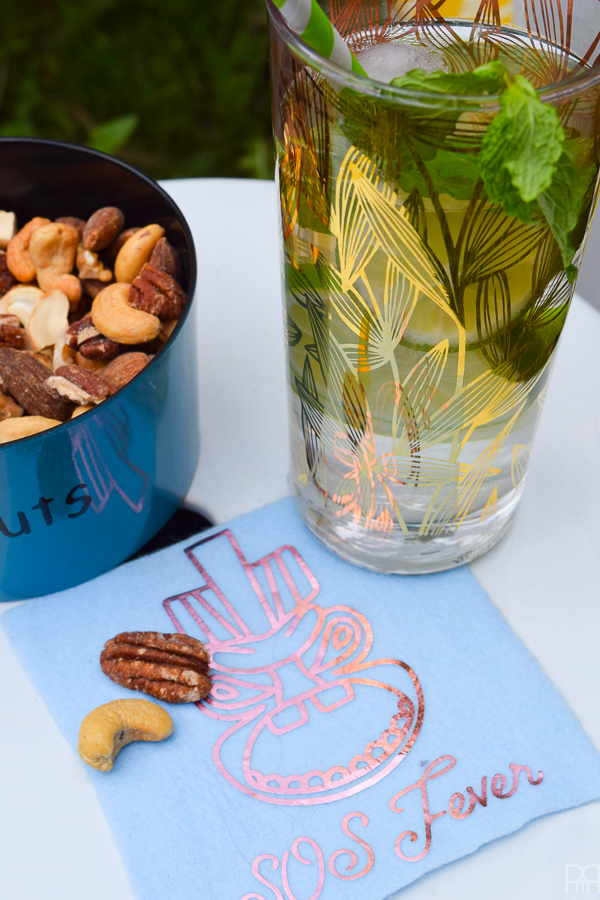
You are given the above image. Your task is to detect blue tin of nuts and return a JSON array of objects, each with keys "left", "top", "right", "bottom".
[{"left": 0, "top": 138, "right": 199, "bottom": 600}]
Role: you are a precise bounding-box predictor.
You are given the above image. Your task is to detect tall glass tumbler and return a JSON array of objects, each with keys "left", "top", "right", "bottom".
[{"left": 267, "top": 0, "right": 600, "bottom": 573}]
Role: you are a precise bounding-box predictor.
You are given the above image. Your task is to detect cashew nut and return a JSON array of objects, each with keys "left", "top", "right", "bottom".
[
  {"left": 114, "top": 224, "right": 164, "bottom": 283},
  {"left": 0, "top": 211, "right": 16, "bottom": 250},
  {"left": 78, "top": 698, "right": 174, "bottom": 772},
  {"left": 74, "top": 352, "right": 107, "bottom": 373},
  {"left": 0, "top": 284, "right": 43, "bottom": 318},
  {"left": 0, "top": 415, "right": 61, "bottom": 443},
  {"left": 53, "top": 337, "right": 76, "bottom": 371},
  {"left": 71, "top": 404, "right": 93, "bottom": 418},
  {"left": 6, "top": 217, "right": 52, "bottom": 282},
  {"left": 76, "top": 243, "right": 112, "bottom": 282},
  {"left": 29, "top": 290, "right": 70, "bottom": 352},
  {"left": 29, "top": 222, "right": 81, "bottom": 304},
  {"left": 91, "top": 282, "right": 160, "bottom": 345}
]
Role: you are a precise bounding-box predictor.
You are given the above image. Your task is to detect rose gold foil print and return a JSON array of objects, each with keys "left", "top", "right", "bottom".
[{"left": 163, "top": 528, "right": 423, "bottom": 806}]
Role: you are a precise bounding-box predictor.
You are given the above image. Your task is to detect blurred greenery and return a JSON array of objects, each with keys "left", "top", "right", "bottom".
[{"left": 0, "top": 0, "right": 274, "bottom": 180}]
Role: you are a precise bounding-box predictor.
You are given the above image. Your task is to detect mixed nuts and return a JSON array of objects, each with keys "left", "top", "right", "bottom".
[
  {"left": 0, "top": 206, "right": 188, "bottom": 444},
  {"left": 78, "top": 630, "right": 212, "bottom": 771}
]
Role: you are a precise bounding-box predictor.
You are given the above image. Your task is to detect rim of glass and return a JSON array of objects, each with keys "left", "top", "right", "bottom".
[{"left": 266, "top": 0, "right": 600, "bottom": 107}]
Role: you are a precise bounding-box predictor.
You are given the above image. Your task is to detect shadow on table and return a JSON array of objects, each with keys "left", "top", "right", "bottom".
[{"left": 127, "top": 507, "right": 213, "bottom": 562}]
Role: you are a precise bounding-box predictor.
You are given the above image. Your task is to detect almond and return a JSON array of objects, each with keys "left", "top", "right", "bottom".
[
  {"left": 149, "top": 237, "right": 181, "bottom": 280},
  {"left": 101, "top": 352, "right": 150, "bottom": 389},
  {"left": 81, "top": 278, "right": 108, "bottom": 299},
  {"left": 0, "top": 348, "right": 75, "bottom": 420},
  {"left": 83, "top": 207, "right": 125, "bottom": 253},
  {"left": 56, "top": 217, "right": 86, "bottom": 241}
]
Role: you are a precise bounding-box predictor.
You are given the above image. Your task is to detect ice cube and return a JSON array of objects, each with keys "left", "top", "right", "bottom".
[{"left": 356, "top": 42, "right": 446, "bottom": 83}]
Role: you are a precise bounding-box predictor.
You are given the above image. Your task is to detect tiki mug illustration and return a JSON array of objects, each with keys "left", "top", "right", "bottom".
[{"left": 164, "top": 529, "right": 424, "bottom": 805}]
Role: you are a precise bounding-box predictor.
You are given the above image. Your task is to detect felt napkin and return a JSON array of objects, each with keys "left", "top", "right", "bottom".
[{"left": 4, "top": 497, "right": 600, "bottom": 900}]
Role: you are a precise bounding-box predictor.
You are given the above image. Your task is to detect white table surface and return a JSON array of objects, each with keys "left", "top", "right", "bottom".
[{"left": 1, "top": 178, "right": 599, "bottom": 900}]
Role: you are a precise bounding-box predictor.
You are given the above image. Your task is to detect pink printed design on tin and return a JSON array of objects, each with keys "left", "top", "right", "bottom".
[
  {"left": 164, "top": 529, "right": 424, "bottom": 806},
  {"left": 71, "top": 409, "right": 149, "bottom": 514}
]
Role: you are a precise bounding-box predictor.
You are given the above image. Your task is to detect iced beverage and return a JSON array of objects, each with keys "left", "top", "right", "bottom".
[{"left": 268, "top": 0, "right": 600, "bottom": 572}]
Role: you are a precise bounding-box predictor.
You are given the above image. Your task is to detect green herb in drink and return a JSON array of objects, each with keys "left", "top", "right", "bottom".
[{"left": 391, "top": 62, "right": 586, "bottom": 277}]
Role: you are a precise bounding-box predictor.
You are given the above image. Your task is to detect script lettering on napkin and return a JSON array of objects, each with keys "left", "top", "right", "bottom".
[
  {"left": 241, "top": 812, "right": 374, "bottom": 900},
  {"left": 391, "top": 758, "right": 544, "bottom": 862}
]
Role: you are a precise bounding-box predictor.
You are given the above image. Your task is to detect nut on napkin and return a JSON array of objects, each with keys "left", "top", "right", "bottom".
[{"left": 100, "top": 631, "right": 212, "bottom": 703}]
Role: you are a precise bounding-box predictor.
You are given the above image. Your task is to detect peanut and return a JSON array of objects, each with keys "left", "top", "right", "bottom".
[
  {"left": 91, "top": 283, "right": 160, "bottom": 345},
  {"left": 114, "top": 224, "right": 164, "bottom": 283}
]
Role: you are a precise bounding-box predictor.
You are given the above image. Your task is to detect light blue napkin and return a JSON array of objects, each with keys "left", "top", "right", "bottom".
[{"left": 4, "top": 497, "right": 600, "bottom": 900}]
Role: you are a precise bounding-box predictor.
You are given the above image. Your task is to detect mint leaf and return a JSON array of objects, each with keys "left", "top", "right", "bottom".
[
  {"left": 400, "top": 149, "right": 480, "bottom": 200},
  {"left": 479, "top": 76, "right": 564, "bottom": 218},
  {"left": 537, "top": 149, "right": 584, "bottom": 269},
  {"left": 390, "top": 61, "right": 506, "bottom": 96}
]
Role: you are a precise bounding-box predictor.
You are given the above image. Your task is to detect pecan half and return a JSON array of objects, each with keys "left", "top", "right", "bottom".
[
  {"left": 66, "top": 314, "right": 123, "bottom": 360},
  {"left": 0, "top": 348, "right": 75, "bottom": 419},
  {"left": 149, "top": 237, "right": 181, "bottom": 280},
  {"left": 100, "top": 632, "right": 212, "bottom": 704},
  {"left": 78, "top": 334, "right": 124, "bottom": 361},
  {"left": 65, "top": 315, "right": 99, "bottom": 349},
  {"left": 0, "top": 314, "right": 26, "bottom": 349},
  {"left": 47, "top": 364, "right": 114, "bottom": 405},
  {"left": 128, "top": 263, "right": 186, "bottom": 318},
  {"left": 83, "top": 207, "right": 125, "bottom": 252},
  {"left": 0, "top": 251, "right": 17, "bottom": 299}
]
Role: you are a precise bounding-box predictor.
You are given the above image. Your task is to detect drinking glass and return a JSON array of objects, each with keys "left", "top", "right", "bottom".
[{"left": 267, "top": 0, "right": 600, "bottom": 573}]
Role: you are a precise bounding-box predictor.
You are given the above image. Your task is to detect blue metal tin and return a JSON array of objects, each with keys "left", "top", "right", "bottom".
[{"left": 0, "top": 138, "right": 199, "bottom": 600}]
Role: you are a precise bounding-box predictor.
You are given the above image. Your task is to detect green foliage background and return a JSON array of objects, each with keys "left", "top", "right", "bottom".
[{"left": 0, "top": 0, "right": 274, "bottom": 180}]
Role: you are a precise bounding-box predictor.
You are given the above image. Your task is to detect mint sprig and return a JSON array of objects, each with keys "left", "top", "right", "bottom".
[
  {"left": 537, "top": 150, "right": 584, "bottom": 279},
  {"left": 390, "top": 60, "right": 506, "bottom": 97},
  {"left": 391, "top": 63, "right": 585, "bottom": 276},
  {"left": 479, "top": 75, "right": 563, "bottom": 206}
]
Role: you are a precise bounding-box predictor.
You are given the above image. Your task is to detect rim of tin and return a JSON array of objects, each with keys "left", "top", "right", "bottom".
[
  {"left": 0, "top": 136, "right": 198, "bottom": 449},
  {"left": 266, "top": 0, "right": 600, "bottom": 107}
]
